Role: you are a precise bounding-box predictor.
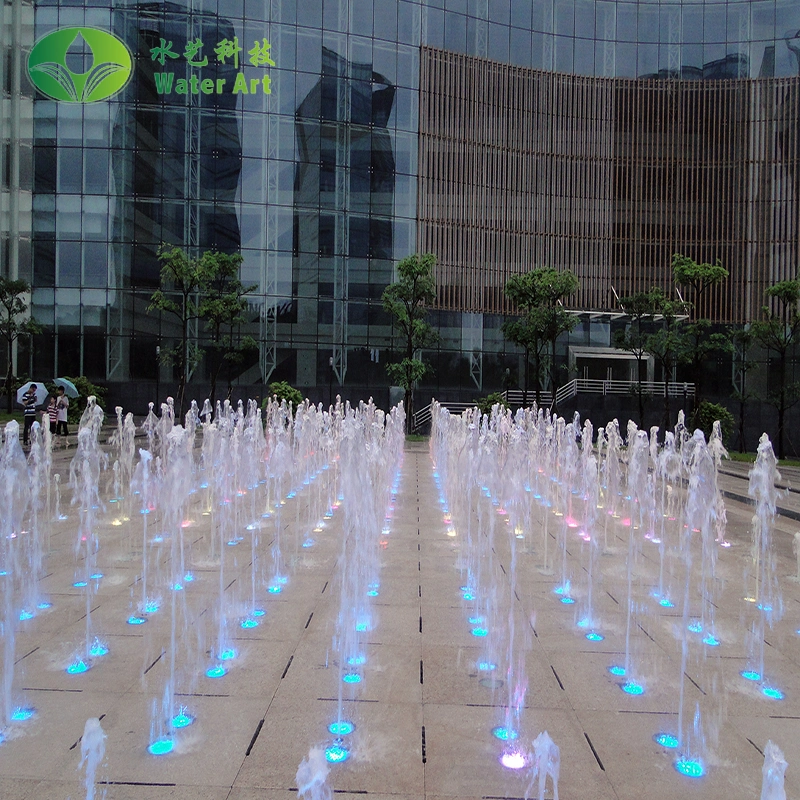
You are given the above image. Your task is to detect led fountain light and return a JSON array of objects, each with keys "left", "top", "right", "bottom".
[
  {"left": 674, "top": 758, "right": 704, "bottom": 778},
  {"left": 492, "top": 726, "right": 518, "bottom": 741},
  {"left": 500, "top": 750, "right": 527, "bottom": 769},
  {"left": 328, "top": 721, "right": 354, "bottom": 735},
  {"left": 653, "top": 733, "right": 679, "bottom": 749},
  {"left": 325, "top": 743, "right": 349, "bottom": 763},
  {"left": 148, "top": 739, "right": 174, "bottom": 756},
  {"left": 66, "top": 659, "right": 90, "bottom": 674},
  {"left": 11, "top": 707, "right": 35, "bottom": 721},
  {"left": 172, "top": 707, "right": 194, "bottom": 728}
]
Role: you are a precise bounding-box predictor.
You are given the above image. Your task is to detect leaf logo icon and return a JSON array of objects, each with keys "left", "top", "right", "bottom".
[{"left": 27, "top": 27, "right": 132, "bottom": 103}]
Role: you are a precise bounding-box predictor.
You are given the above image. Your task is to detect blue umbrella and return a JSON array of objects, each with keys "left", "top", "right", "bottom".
[
  {"left": 54, "top": 377, "right": 79, "bottom": 398},
  {"left": 16, "top": 381, "right": 48, "bottom": 406}
]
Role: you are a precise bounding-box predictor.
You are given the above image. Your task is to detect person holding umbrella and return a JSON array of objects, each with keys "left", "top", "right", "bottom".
[
  {"left": 56, "top": 384, "right": 70, "bottom": 442},
  {"left": 22, "top": 383, "right": 39, "bottom": 445}
]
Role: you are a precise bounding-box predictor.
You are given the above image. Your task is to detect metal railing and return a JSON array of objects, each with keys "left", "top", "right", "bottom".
[{"left": 411, "top": 378, "right": 695, "bottom": 432}]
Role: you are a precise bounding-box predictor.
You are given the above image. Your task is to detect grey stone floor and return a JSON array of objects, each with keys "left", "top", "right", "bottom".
[{"left": 1, "top": 440, "right": 800, "bottom": 799}]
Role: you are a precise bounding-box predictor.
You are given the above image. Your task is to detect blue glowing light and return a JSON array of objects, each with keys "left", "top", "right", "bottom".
[
  {"left": 577, "top": 618, "right": 589, "bottom": 628},
  {"left": 757, "top": 603, "right": 773, "bottom": 612},
  {"left": 355, "top": 622, "right": 368, "bottom": 632},
  {"left": 89, "top": 641, "right": 108, "bottom": 657},
  {"left": 325, "top": 745, "right": 349, "bottom": 763},
  {"left": 0, "top": 571, "right": 6, "bottom": 576},
  {"left": 477, "top": 661, "right": 497, "bottom": 671},
  {"left": 219, "top": 648, "right": 236, "bottom": 661},
  {"left": 11, "top": 707, "right": 34, "bottom": 721},
  {"left": 468, "top": 616, "right": 484, "bottom": 624},
  {"left": 622, "top": 681, "right": 644, "bottom": 695},
  {"left": 329, "top": 721, "right": 354, "bottom": 735},
  {"left": 90, "top": 573, "right": 103, "bottom": 580},
  {"left": 206, "top": 666, "right": 226, "bottom": 678},
  {"left": 347, "top": 655, "right": 366, "bottom": 666},
  {"left": 172, "top": 583, "right": 183, "bottom": 591},
  {"left": 608, "top": 665, "right": 626, "bottom": 676},
  {"left": 148, "top": 739, "right": 174, "bottom": 756},
  {"left": 37, "top": 601, "right": 52, "bottom": 610},
  {"left": 66, "top": 660, "right": 90, "bottom": 674},
  {"left": 675, "top": 759, "right": 704, "bottom": 778},
  {"left": 492, "top": 726, "right": 518, "bottom": 741},
  {"left": 287, "top": 492, "right": 296, "bottom": 499},
  {"left": 226, "top": 540, "right": 239, "bottom": 546},
  {"left": 252, "top": 608, "right": 265, "bottom": 617},
  {"left": 172, "top": 709, "right": 194, "bottom": 728},
  {"left": 553, "top": 585, "right": 566, "bottom": 595},
  {"left": 762, "top": 686, "right": 784, "bottom": 700},
  {"left": 688, "top": 621, "right": 703, "bottom": 633},
  {"left": 471, "top": 627, "right": 489, "bottom": 637},
  {"left": 462, "top": 592, "right": 475, "bottom": 601},
  {"left": 659, "top": 597, "right": 675, "bottom": 608},
  {"left": 560, "top": 597, "right": 576, "bottom": 604},
  {"left": 343, "top": 673, "right": 362, "bottom": 684},
  {"left": 241, "top": 618, "right": 258, "bottom": 629},
  {"left": 184, "top": 573, "right": 195, "bottom": 582},
  {"left": 586, "top": 632, "right": 604, "bottom": 642},
  {"left": 73, "top": 581, "right": 87, "bottom": 588},
  {"left": 268, "top": 586, "right": 282, "bottom": 594},
  {"left": 144, "top": 600, "right": 160, "bottom": 613},
  {"left": 741, "top": 670, "right": 761, "bottom": 682},
  {"left": 127, "top": 615, "right": 146, "bottom": 625},
  {"left": 302, "top": 539, "right": 315, "bottom": 548},
  {"left": 703, "top": 635, "right": 720, "bottom": 647},
  {"left": 367, "top": 590, "right": 379, "bottom": 597},
  {"left": 277, "top": 576, "right": 288, "bottom": 584},
  {"left": 654, "top": 733, "right": 679, "bottom": 749},
  {"left": 19, "top": 610, "right": 34, "bottom": 621}
]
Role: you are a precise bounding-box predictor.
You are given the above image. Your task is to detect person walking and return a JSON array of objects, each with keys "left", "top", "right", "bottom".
[
  {"left": 22, "top": 384, "right": 38, "bottom": 446},
  {"left": 56, "top": 385, "right": 70, "bottom": 444}
]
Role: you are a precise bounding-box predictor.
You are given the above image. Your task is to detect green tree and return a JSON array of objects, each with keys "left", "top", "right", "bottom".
[
  {"left": 672, "top": 254, "right": 730, "bottom": 411},
  {"left": 645, "top": 289, "right": 688, "bottom": 432},
  {"left": 198, "top": 251, "right": 257, "bottom": 410},
  {"left": 730, "top": 325, "right": 755, "bottom": 453},
  {"left": 148, "top": 246, "right": 207, "bottom": 417},
  {"left": 613, "top": 289, "right": 661, "bottom": 427},
  {"left": 0, "top": 278, "right": 42, "bottom": 413},
  {"left": 382, "top": 253, "right": 438, "bottom": 431},
  {"left": 264, "top": 380, "right": 303, "bottom": 409},
  {"left": 751, "top": 278, "right": 800, "bottom": 459},
  {"left": 503, "top": 267, "right": 579, "bottom": 408}
]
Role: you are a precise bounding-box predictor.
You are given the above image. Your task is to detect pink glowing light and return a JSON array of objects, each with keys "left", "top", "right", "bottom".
[
  {"left": 621, "top": 518, "right": 631, "bottom": 527},
  {"left": 565, "top": 516, "right": 578, "bottom": 528},
  {"left": 498, "top": 508, "right": 508, "bottom": 515},
  {"left": 181, "top": 520, "right": 193, "bottom": 528},
  {"left": 500, "top": 751, "right": 527, "bottom": 769}
]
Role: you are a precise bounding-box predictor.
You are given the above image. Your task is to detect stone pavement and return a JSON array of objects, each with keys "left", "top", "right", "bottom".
[{"left": 1, "top": 441, "right": 800, "bottom": 799}]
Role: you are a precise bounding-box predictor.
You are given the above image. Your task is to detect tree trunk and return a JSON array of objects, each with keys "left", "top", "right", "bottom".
[
  {"left": 5, "top": 338, "right": 13, "bottom": 413},
  {"left": 738, "top": 395, "right": 746, "bottom": 453},
  {"left": 522, "top": 349, "right": 529, "bottom": 408},
  {"left": 404, "top": 388, "right": 413, "bottom": 434},
  {"left": 534, "top": 351, "right": 541, "bottom": 406}
]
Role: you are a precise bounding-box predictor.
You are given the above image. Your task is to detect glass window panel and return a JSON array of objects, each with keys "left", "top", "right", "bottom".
[
  {"left": 704, "top": 3, "right": 727, "bottom": 43},
  {"left": 488, "top": 23, "right": 509, "bottom": 62},
  {"left": 489, "top": 0, "right": 510, "bottom": 26},
  {"left": 351, "top": 0, "right": 373, "bottom": 36},
  {"left": 638, "top": 41, "right": 658, "bottom": 76},
  {"left": 554, "top": 34, "right": 573, "bottom": 72},
  {"left": 511, "top": 0, "right": 532, "bottom": 29},
  {"left": 616, "top": 2, "right": 636, "bottom": 41},
  {"left": 554, "top": 0, "right": 574, "bottom": 36},
  {"left": 595, "top": 1, "right": 615, "bottom": 41},
  {"left": 84, "top": 148, "right": 109, "bottom": 194},
  {"left": 425, "top": 7, "right": 445, "bottom": 48},
  {"left": 444, "top": 12, "right": 467, "bottom": 52},
  {"left": 573, "top": 38, "right": 594, "bottom": 74},
  {"left": 58, "top": 149, "right": 82, "bottom": 193},
  {"left": 373, "top": 0, "right": 398, "bottom": 41},
  {"left": 752, "top": 1, "right": 776, "bottom": 41},
  {"left": 398, "top": 0, "right": 417, "bottom": 43},
  {"left": 509, "top": 26, "right": 532, "bottom": 67},
  {"left": 574, "top": 0, "right": 595, "bottom": 39},
  {"left": 616, "top": 41, "right": 637, "bottom": 76},
  {"left": 639, "top": 3, "right": 658, "bottom": 43},
  {"left": 682, "top": 4, "right": 703, "bottom": 44},
  {"left": 297, "top": 0, "right": 322, "bottom": 28},
  {"left": 57, "top": 241, "right": 81, "bottom": 286},
  {"left": 446, "top": 0, "right": 467, "bottom": 14},
  {"left": 83, "top": 241, "right": 108, "bottom": 288}
]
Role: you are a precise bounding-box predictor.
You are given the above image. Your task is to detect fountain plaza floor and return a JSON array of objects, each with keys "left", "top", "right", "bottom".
[{"left": 2, "top": 438, "right": 800, "bottom": 799}]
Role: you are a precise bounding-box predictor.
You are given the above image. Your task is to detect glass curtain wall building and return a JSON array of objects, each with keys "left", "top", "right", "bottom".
[{"left": 4, "top": 0, "right": 800, "bottom": 407}]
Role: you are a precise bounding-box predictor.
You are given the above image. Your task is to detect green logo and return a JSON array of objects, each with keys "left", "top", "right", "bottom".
[{"left": 27, "top": 27, "right": 132, "bottom": 103}]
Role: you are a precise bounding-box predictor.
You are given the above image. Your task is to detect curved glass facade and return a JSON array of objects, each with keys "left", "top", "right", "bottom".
[{"left": 3, "top": 0, "right": 798, "bottom": 405}]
